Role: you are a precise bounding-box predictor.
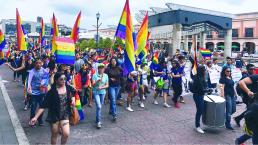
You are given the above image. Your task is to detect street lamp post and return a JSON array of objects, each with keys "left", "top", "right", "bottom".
[{"left": 96, "top": 12, "right": 100, "bottom": 48}]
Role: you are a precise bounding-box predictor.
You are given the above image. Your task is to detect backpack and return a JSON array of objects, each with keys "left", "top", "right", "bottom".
[{"left": 156, "top": 78, "right": 164, "bottom": 89}]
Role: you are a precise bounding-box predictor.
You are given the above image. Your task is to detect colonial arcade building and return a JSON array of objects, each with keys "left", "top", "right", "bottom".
[{"left": 137, "top": 3, "right": 258, "bottom": 58}]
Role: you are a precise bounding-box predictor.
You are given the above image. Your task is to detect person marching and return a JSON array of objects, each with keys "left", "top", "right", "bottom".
[
  {"left": 30, "top": 72, "right": 76, "bottom": 145},
  {"left": 92, "top": 63, "right": 109, "bottom": 129},
  {"left": 153, "top": 60, "right": 171, "bottom": 108}
]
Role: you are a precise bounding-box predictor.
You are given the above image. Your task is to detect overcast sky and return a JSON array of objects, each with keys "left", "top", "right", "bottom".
[{"left": 1, "top": 0, "right": 258, "bottom": 30}]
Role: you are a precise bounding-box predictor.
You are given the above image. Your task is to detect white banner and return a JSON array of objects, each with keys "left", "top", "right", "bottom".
[
  {"left": 209, "top": 69, "right": 221, "bottom": 84},
  {"left": 231, "top": 68, "right": 242, "bottom": 82}
]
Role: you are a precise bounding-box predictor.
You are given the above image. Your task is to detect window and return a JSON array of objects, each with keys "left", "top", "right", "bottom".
[
  {"left": 185, "top": 17, "right": 188, "bottom": 22},
  {"left": 218, "top": 30, "right": 225, "bottom": 38},
  {"left": 245, "top": 28, "right": 253, "bottom": 37},
  {"left": 232, "top": 29, "right": 238, "bottom": 38},
  {"left": 206, "top": 31, "right": 213, "bottom": 38}
]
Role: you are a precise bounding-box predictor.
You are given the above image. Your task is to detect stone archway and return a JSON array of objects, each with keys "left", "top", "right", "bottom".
[
  {"left": 217, "top": 42, "right": 224, "bottom": 50},
  {"left": 206, "top": 42, "right": 214, "bottom": 51},
  {"left": 244, "top": 42, "right": 255, "bottom": 54},
  {"left": 232, "top": 42, "right": 240, "bottom": 52}
]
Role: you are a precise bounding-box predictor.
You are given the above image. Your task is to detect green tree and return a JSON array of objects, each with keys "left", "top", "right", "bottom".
[
  {"left": 113, "top": 38, "right": 124, "bottom": 49},
  {"left": 98, "top": 38, "right": 104, "bottom": 49},
  {"left": 79, "top": 40, "right": 88, "bottom": 51},
  {"left": 103, "top": 38, "right": 113, "bottom": 49},
  {"left": 88, "top": 38, "right": 96, "bottom": 49}
]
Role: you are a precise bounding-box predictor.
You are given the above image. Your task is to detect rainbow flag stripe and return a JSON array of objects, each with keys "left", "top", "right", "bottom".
[
  {"left": 75, "top": 93, "right": 84, "bottom": 120},
  {"left": 53, "top": 37, "right": 75, "bottom": 65},
  {"left": 136, "top": 12, "right": 148, "bottom": 57},
  {"left": 200, "top": 48, "right": 212, "bottom": 57},
  {"left": 16, "top": 9, "right": 27, "bottom": 51},
  {"left": 0, "top": 30, "right": 6, "bottom": 50},
  {"left": 51, "top": 14, "right": 59, "bottom": 37},
  {"left": 115, "top": 4, "right": 127, "bottom": 40},
  {"left": 38, "top": 18, "right": 45, "bottom": 45},
  {"left": 124, "top": 0, "right": 135, "bottom": 74},
  {"left": 71, "top": 11, "right": 81, "bottom": 43}
]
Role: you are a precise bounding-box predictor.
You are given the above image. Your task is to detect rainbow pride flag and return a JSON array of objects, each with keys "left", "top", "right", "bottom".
[
  {"left": 115, "top": 0, "right": 137, "bottom": 51},
  {"left": 53, "top": 37, "right": 75, "bottom": 65},
  {"left": 150, "top": 51, "right": 159, "bottom": 70},
  {"left": 136, "top": 12, "right": 148, "bottom": 57},
  {"left": 124, "top": 0, "right": 136, "bottom": 74},
  {"left": 138, "top": 31, "right": 150, "bottom": 60},
  {"left": 6, "top": 47, "right": 11, "bottom": 58},
  {"left": 200, "top": 48, "right": 212, "bottom": 58},
  {"left": 38, "top": 18, "right": 45, "bottom": 45},
  {"left": 16, "top": 8, "right": 27, "bottom": 51},
  {"left": 75, "top": 93, "right": 84, "bottom": 120},
  {"left": 71, "top": 11, "right": 81, "bottom": 43},
  {"left": 0, "top": 30, "right": 6, "bottom": 51},
  {"left": 51, "top": 14, "right": 59, "bottom": 37}
]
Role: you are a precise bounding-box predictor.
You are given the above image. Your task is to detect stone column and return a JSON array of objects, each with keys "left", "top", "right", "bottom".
[
  {"left": 224, "top": 29, "right": 232, "bottom": 60},
  {"left": 183, "top": 36, "right": 189, "bottom": 52},
  {"left": 172, "top": 23, "right": 182, "bottom": 56},
  {"left": 200, "top": 32, "right": 207, "bottom": 48}
]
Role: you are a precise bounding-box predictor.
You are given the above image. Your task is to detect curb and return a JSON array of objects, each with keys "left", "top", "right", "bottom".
[{"left": 0, "top": 77, "right": 30, "bottom": 145}]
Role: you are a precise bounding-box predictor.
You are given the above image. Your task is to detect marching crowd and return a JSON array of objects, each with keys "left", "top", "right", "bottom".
[{"left": 3, "top": 45, "right": 258, "bottom": 145}]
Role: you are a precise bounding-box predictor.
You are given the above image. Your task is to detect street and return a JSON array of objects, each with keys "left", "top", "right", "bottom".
[{"left": 0, "top": 65, "right": 249, "bottom": 144}]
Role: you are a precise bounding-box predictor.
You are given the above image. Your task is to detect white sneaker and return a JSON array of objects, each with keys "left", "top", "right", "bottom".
[
  {"left": 196, "top": 127, "right": 205, "bottom": 134},
  {"left": 139, "top": 102, "right": 145, "bottom": 108},
  {"left": 153, "top": 100, "right": 158, "bottom": 105},
  {"left": 143, "top": 95, "right": 146, "bottom": 101},
  {"left": 126, "top": 106, "right": 134, "bottom": 112},
  {"left": 163, "top": 103, "right": 171, "bottom": 108}
]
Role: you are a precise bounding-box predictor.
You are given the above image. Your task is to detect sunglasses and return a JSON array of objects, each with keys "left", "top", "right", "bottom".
[
  {"left": 59, "top": 77, "right": 67, "bottom": 81},
  {"left": 225, "top": 70, "right": 231, "bottom": 72}
]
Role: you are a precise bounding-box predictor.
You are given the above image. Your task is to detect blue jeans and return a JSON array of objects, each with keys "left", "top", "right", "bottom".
[
  {"left": 253, "top": 130, "right": 258, "bottom": 144},
  {"left": 94, "top": 93, "right": 105, "bottom": 123},
  {"left": 236, "top": 134, "right": 252, "bottom": 144},
  {"left": 225, "top": 96, "right": 236, "bottom": 128},
  {"left": 109, "top": 87, "right": 120, "bottom": 117},
  {"left": 30, "top": 94, "right": 44, "bottom": 123},
  {"left": 193, "top": 94, "right": 204, "bottom": 128}
]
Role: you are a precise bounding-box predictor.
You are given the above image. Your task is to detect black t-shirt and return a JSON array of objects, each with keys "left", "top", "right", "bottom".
[
  {"left": 105, "top": 66, "right": 122, "bottom": 87},
  {"left": 250, "top": 75, "right": 258, "bottom": 94},
  {"left": 219, "top": 77, "right": 235, "bottom": 97}
]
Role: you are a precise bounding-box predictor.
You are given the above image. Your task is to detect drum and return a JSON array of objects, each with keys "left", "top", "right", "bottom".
[{"left": 202, "top": 95, "right": 226, "bottom": 128}]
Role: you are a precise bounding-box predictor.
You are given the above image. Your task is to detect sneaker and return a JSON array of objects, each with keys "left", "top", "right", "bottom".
[
  {"left": 196, "top": 127, "right": 205, "bottom": 134},
  {"left": 23, "top": 105, "right": 28, "bottom": 111},
  {"left": 226, "top": 126, "right": 234, "bottom": 130},
  {"left": 234, "top": 117, "right": 241, "bottom": 127},
  {"left": 153, "top": 100, "right": 158, "bottom": 105},
  {"left": 180, "top": 97, "right": 185, "bottom": 103},
  {"left": 96, "top": 122, "right": 102, "bottom": 129},
  {"left": 112, "top": 116, "right": 117, "bottom": 122},
  {"left": 126, "top": 106, "right": 134, "bottom": 112},
  {"left": 164, "top": 103, "right": 171, "bottom": 108},
  {"left": 142, "top": 95, "right": 146, "bottom": 101},
  {"left": 139, "top": 102, "right": 145, "bottom": 108},
  {"left": 175, "top": 103, "right": 180, "bottom": 108}
]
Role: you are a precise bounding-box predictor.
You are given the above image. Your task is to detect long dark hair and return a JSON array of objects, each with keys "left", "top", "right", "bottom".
[
  {"left": 197, "top": 66, "right": 206, "bottom": 79},
  {"left": 220, "top": 66, "right": 231, "bottom": 79},
  {"left": 108, "top": 57, "right": 118, "bottom": 68},
  {"left": 52, "top": 72, "right": 65, "bottom": 88}
]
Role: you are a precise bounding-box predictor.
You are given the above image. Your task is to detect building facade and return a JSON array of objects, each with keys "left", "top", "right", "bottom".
[{"left": 206, "top": 12, "right": 258, "bottom": 54}]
